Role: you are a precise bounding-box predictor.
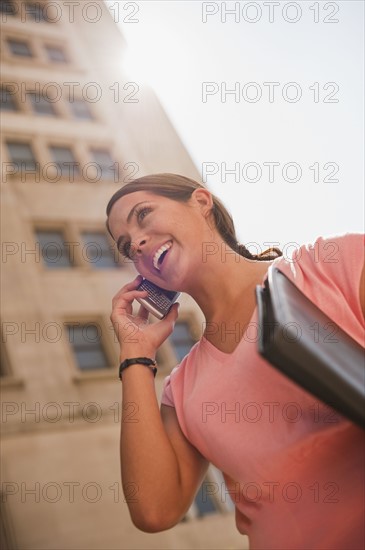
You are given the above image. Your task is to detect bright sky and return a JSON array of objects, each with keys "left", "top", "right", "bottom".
[{"left": 106, "top": 0, "right": 364, "bottom": 253}]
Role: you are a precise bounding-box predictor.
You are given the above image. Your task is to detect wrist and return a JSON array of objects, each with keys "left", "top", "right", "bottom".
[
  {"left": 120, "top": 348, "right": 156, "bottom": 363},
  {"left": 119, "top": 357, "right": 157, "bottom": 380}
]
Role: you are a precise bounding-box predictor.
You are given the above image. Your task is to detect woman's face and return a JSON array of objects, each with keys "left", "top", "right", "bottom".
[{"left": 107, "top": 189, "right": 214, "bottom": 290}]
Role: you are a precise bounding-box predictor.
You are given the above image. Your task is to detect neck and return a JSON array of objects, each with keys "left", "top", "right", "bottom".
[{"left": 186, "top": 250, "right": 274, "bottom": 323}]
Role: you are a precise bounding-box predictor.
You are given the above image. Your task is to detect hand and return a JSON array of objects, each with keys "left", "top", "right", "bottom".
[{"left": 110, "top": 275, "right": 180, "bottom": 361}]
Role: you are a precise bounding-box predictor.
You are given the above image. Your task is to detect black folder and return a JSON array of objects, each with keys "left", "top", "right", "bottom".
[{"left": 255, "top": 266, "right": 365, "bottom": 428}]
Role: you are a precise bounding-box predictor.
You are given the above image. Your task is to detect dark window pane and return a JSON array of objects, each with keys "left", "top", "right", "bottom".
[
  {"left": 49, "top": 146, "right": 80, "bottom": 178},
  {"left": 0, "top": 344, "right": 10, "bottom": 377},
  {"left": 90, "top": 149, "right": 115, "bottom": 180},
  {"left": 194, "top": 482, "right": 218, "bottom": 517},
  {"left": 6, "top": 141, "right": 37, "bottom": 172},
  {"left": 73, "top": 349, "right": 108, "bottom": 370},
  {"left": 70, "top": 324, "right": 100, "bottom": 345},
  {"left": 0, "top": 0, "right": 16, "bottom": 15},
  {"left": 1, "top": 87, "right": 18, "bottom": 112},
  {"left": 174, "top": 343, "right": 193, "bottom": 361},
  {"left": 67, "top": 325, "right": 109, "bottom": 371},
  {"left": 172, "top": 323, "right": 192, "bottom": 341},
  {"left": 81, "top": 232, "right": 119, "bottom": 269},
  {"left": 24, "top": 2, "right": 50, "bottom": 21},
  {"left": 7, "top": 38, "right": 33, "bottom": 57},
  {"left": 169, "top": 322, "right": 195, "bottom": 361},
  {"left": 68, "top": 98, "right": 93, "bottom": 120},
  {"left": 45, "top": 45, "right": 67, "bottom": 62},
  {"left": 27, "top": 92, "right": 57, "bottom": 116},
  {"left": 35, "top": 230, "right": 72, "bottom": 268}
]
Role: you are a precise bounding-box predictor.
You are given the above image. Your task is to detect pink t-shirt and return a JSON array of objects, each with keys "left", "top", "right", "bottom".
[{"left": 161, "top": 233, "right": 365, "bottom": 550}]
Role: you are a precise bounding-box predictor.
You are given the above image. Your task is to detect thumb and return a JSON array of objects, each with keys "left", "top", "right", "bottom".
[
  {"left": 166, "top": 302, "right": 180, "bottom": 323},
  {"left": 159, "top": 301, "right": 180, "bottom": 330},
  {"left": 151, "top": 302, "right": 180, "bottom": 345}
]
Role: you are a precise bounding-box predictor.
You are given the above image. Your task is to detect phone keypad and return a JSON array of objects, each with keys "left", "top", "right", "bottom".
[{"left": 139, "top": 282, "right": 173, "bottom": 309}]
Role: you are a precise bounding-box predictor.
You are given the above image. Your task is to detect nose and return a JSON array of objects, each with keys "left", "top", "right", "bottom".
[
  {"left": 137, "top": 238, "right": 146, "bottom": 252},
  {"left": 130, "top": 235, "right": 148, "bottom": 258}
]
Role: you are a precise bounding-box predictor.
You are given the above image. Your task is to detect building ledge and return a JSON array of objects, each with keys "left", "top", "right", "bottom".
[
  {"left": 0, "top": 376, "right": 25, "bottom": 389},
  {"left": 72, "top": 368, "right": 117, "bottom": 384}
]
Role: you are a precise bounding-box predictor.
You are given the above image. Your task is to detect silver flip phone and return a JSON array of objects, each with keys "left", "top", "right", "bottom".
[{"left": 136, "top": 279, "right": 180, "bottom": 319}]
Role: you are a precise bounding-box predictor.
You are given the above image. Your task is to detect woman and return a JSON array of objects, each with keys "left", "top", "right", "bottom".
[{"left": 106, "top": 173, "right": 365, "bottom": 550}]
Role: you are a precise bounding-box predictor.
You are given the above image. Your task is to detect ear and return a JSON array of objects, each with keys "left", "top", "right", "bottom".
[{"left": 191, "top": 188, "right": 214, "bottom": 217}]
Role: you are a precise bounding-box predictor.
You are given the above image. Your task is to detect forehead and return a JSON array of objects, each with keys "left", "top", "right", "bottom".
[{"left": 107, "top": 190, "right": 158, "bottom": 239}]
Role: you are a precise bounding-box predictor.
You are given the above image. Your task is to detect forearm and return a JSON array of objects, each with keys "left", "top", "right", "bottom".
[{"left": 120, "top": 364, "right": 184, "bottom": 531}]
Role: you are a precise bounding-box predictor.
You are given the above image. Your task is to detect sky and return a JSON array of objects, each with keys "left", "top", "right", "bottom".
[{"left": 106, "top": 0, "right": 364, "bottom": 253}]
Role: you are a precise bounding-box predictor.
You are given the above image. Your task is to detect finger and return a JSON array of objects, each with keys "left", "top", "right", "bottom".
[
  {"left": 159, "top": 302, "right": 180, "bottom": 327},
  {"left": 167, "top": 302, "right": 180, "bottom": 320},
  {"left": 137, "top": 304, "right": 150, "bottom": 321},
  {"left": 112, "top": 289, "right": 148, "bottom": 314},
  {"left": 147, "top": 302, "right": 180, "bottom": 344},
  {"left": 112, "top": 275, "right": 143, "bottom": 301}
]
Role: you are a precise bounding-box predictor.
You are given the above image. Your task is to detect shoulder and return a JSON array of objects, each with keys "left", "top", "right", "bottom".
[
  {"left": 273, "top": 233, "right": 364, "bottom": 284},
  {"left": 271, "top": 232, "right": 365, "bottom": 335}
]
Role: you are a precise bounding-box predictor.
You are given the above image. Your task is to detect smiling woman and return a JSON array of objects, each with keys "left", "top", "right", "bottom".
[
  {"left": 105, "top": 173, "right": 365, "bottom": 549},
  {"left": 106, "top": 173, "right": 282, "bottom": 261}
]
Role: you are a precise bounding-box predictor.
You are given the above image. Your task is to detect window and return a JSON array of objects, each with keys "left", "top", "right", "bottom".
[
  {"left": 81, "top": 232, "right": 119, "bottom": 269},
  {"left": 194, "top": 481, "right": 219, "bottom": 517},
  {"left": 35, "top": 229, "right": 73, "bottom": 268},
  {"left": 90, "top": 149, "right": 115, "bottom": 180},
  {"left": 27, "top": 92, "right": 57, "bottom": 116},
  {"left": 0, "top": 496, "right": 17, "bottom": 550},
  {"left": 169, "top": 322, "right": 195, "bottom": 361},
  {"left": 7, "top": 38, "right": 33, "bottom": 57},
  {"left": 0, "top": 87, "right": 18, "bottom": 112},
  {"left": 44, "top": 44, "right": 67, "bottom": 63},
  {"left": 0, "top": 341, "right": 10, "bottom": 377},
  {"left": 24, "top": 2, "right": 50, "bottom": 22},
  {"left": 49, "top": 146, "right": 80, "bottom": 178},
  {"left": 67, "top": 324, "right": 110, "bottom": 371},
  {"left": 6, "top": 141, "right": 37, "bottom": 172},
  {"left": 0, "top": 0, "right": 16, "bottom": 15},
  {"left": 183, "top": 468, "right": 234, "bottom": 522},
  {"left": 68, "top": 98, "right": 93, "bottom": 120}
]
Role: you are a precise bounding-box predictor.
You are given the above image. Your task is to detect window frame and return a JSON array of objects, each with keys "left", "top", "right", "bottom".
[
  {"left": 68, "top": 97, "right": 94, "bottom": 121},
  {"left": 0, "top": 86, "right": 19, "bottom": 112},
  {"left": 48, "top": 144, "right": 81, "bottom": 180},
  {"left": 80, "top": 229, "right": 123, "bottom": 270},
  {"left": 184, "top": 466, "right": 234, "bottom": 521},
  {"left": 6, "top": 37, "right": 34, "bottom": 57},
  {"left": 27, "top": 91, "right": 59, "bottom": 117},
  {"left": 34, "top": 227, "right": 75, "bottom": 269},
  {"left": 22, "top": 1, "right": 51, "bottom": 22},
  {"left": 168, "top": 318, "right": 199, "bottom": 362},
  {"left": 0, "top": 0, "right": 17, "bottom": 16},
  {"left": 5, "top": 139, "right": 38, "bottom": 173},
  {"left": 89, "top": 148, "right": 117, "bottom": 181},
  {"left": 44, "top": 43, "right": 68, "bottom": 62},
  {"left": 0, "top": 332, "right": 25, "bottom": 388},
  {"left": 63, "top": 316, "right": 117, "bottom": 382}
]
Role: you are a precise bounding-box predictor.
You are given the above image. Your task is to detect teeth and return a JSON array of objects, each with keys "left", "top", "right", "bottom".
[{"left": 153, "top": 242, "right": 172, "bottom": 271}]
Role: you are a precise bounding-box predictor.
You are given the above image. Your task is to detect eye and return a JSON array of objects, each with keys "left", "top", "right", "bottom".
[
  {"left": 120, "top": 241, "right": 132, "bottom": 260},
  {"left": 135, "top": 206, "right": 152, "bottom": 222}
]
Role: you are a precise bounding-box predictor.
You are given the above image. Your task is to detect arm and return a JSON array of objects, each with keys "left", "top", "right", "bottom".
[
  {"left": 359, "top": 259, "right": 365, "bottom": 323},
  {"left": 112, "top": 276, "right": 209, "bottom": 532}
]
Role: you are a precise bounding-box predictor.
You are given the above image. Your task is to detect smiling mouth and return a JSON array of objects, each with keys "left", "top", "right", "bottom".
[{"left": 153, "top": 241, "right": 172, "bottom": 271}]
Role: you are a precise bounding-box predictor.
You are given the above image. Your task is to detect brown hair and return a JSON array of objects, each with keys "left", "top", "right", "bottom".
[{"left": 106, "top": 173, "right": 282, "bottom": 261}]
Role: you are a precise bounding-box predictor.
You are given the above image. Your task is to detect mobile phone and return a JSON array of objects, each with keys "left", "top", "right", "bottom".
[{"left": 136, "top": 278, "right": 181, "bottom": 319}]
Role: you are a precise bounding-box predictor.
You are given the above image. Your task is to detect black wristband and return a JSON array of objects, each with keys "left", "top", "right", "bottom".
[{"left": 119, "top": 357, "right": 157, "bottom": 380}]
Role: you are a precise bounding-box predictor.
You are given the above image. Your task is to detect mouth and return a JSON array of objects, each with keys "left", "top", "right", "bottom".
[{"left": 153, "top": 241, "right": 172, "bottom": 271}]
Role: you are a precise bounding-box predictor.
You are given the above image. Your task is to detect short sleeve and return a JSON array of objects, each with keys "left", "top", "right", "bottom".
[
  {"left": 294, "top": 233, "right": 365, "bottom": 325},
  {"left": 272, "top": 232, "right": 365, "bottom": 345}
]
